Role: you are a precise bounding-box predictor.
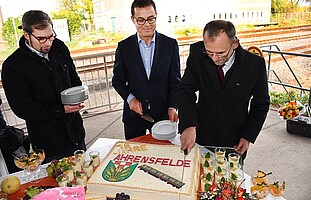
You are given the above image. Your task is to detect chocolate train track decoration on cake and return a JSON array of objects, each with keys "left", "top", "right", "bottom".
[{"left": 138, "top": 164, "right": 185, "bottom": 189}]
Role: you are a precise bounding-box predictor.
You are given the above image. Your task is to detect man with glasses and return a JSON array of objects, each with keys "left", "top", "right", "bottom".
[
  {"left": 1, "top": 10, "right": 86, "bottom": 162},
  {"left": 178, "top": 20, "right": 270, "bottom": 160},
  {"left": 112, "top": 0, "right": 181, "bottom": 140}
]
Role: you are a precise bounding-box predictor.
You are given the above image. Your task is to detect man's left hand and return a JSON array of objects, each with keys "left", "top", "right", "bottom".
[
  {"left": 168, "top": 108, "right": 178, "bottom": 122},
  {"left": 234, "top": 138, "right": 250, "bottom": 155}
]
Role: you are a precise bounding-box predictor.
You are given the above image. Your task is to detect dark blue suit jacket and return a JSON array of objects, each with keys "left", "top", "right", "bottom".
[{"left": 112, "top": 32, "right": 181, "bottom": 127}]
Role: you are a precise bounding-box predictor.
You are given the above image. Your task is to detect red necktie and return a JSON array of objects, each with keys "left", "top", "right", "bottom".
[{"left": 217, "top": 65, "right": 225, "bottom": 87}]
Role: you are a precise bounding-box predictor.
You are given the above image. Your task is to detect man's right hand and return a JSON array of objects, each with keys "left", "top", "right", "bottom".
[
  {"left": 64, "top": 104, "right": 84, "bottom": 113},
  {"left": 129, "top": 97, "right": 143, "bottom": 115},
  {"left": 180, "top": 126, "right": 196, "bottom": 153}
]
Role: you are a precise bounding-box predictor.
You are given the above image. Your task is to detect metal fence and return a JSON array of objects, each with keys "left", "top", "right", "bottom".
[
  {"left": 260, "top": 44, "right": 311, "bottom": 95},
  {"left": 1, "top": 43, "right": 309, "bottom": 128},
  {"left": 0, "top": 43, "right": 191, "bottom": 128}
]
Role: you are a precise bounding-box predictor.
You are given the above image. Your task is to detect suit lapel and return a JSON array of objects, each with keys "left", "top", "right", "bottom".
[
  {"left": 223, "top": 47, "right": 246, "bottom": 92},
  {"left": 203, "top": 56, "right": 223, "bottom": 93}
]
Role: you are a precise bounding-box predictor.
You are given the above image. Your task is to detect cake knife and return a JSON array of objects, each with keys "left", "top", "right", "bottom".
[
  {"left": 179, "top": 149, "right": 187, "bottom": 200},
  {"left": 141, "top": 113, "right": 154, "bottom": 123},
  {"left": 181, "top": 149, "right": 187, "bottom": 182}
]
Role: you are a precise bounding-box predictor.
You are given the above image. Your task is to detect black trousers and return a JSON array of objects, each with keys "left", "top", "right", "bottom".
[
  {"left": 124, "top": 124, "right": 152, "bottom": 140},
  {"left": 44, "top": 140, "right": 86, "bottom": 163}
]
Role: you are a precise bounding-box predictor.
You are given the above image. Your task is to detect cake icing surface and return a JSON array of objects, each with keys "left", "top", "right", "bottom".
[{"left": 86, "top": 141, "right": 200, "bottom": 200}]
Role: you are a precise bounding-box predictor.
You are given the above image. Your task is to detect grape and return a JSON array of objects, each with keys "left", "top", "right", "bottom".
[
  {"left": 46, "top": 166, "right": 54, "bottom": 176},
  {"left": 112, "top": 193, "right": 130, "bottom": 200},
  {"left": 51, "top": 159, "right": 59, "bottom": 165}
]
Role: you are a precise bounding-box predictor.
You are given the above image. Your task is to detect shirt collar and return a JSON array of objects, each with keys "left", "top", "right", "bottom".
[
  {"left": 137, "top": 32, "right": 156, "bottom": 45},
  {"left": 223, "top": 49, "right": 235, "bottom": 69}
]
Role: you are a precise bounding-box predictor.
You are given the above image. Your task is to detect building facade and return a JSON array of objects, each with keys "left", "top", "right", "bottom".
[{"left": 92, "top": 0, "right": 271, "bottom": 35}]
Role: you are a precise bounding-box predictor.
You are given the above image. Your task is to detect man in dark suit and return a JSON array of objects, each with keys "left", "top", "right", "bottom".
[
  {"left": 178, "top": 20, "right": 270, "bottom": 158},
  {"left": 112, "top": 0, "right": 181, "bottom": 140}
]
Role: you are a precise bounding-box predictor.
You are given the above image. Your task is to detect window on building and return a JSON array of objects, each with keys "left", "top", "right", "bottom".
[
  {"left": 182, "top": 15, "right": 185, "bottom": 22},
  {"left": 219, "top": 13, "right": 221, "bottom": 19},
  {"left": 261, "top": 11, "right": 263, "bottom": 17},
  {"left": 175, "top": 15, "right": 178, "bottom": 22},
  {"left": 213, "top": 14, "right": 216, "bottom": 19},
  {"left": 230, "top": 13, "right": 232, "bottom": 19},
  {"left": 111, "top": 17, "right": 116, "bottom": 32},
  {"left": 242, "top": 12, "right": 245, "bottom": 18},
  {"left": 95, "top": 5, "right": 101, "bottom": 12},
  {"left": 225, "top": 13, "right": 227, "bottom": 19},
  {"left": 168, "top": 16, "right": 171, "bottom": 23}
]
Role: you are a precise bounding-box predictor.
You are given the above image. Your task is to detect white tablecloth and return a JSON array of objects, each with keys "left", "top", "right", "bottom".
[
  {"left": 0, "top": 149, "right": 9, "bottom": 177},
  {"left": 0, "top": 138, "right": 285, "bottom": 200}
]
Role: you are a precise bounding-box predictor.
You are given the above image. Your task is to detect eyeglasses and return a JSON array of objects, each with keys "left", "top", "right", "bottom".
[
  {"left": 134, "top": 16, "right": 156, "bottom": 25},
  {"left": 29, "top": 30, "right": 57, "bottom": 44},
  {"left": 204, "top": 45, "right": 233, "bottom": 58}
]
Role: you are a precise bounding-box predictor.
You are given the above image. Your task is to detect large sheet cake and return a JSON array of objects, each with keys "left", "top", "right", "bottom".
[{"left": 86, "top": 141, "right": 200, "bottom": 200}]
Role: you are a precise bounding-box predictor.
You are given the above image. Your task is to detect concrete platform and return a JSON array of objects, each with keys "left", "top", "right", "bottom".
[{"left": 82, "top": 106, "right": 311, "bottom": 199}]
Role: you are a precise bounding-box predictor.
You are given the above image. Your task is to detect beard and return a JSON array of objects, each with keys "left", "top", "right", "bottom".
[{"left": 40, "top": 46, "right": 51, "bottom": 54}]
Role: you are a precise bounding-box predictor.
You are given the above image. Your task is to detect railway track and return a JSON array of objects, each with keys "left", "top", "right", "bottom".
[
  {"left": 0, "top": 24, "right": 310, "bottom": 86},
  {"left": 68, "top": 24, "right": 311, "bottom": 55},
  {"left": 263, "top": 44, "right": 311, "bottom": 63},
  {"left": 241, "top": 33, "right": 311, "bottom": 47}
]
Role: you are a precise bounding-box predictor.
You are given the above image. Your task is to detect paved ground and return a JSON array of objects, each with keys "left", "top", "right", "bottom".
[{"left": 82, "top": 105, "right": 311, "bottom": 200}]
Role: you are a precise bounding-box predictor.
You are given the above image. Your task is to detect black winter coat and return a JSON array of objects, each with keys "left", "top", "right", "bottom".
[
  {"left": 177, "top": 42, "right": 270, "bottom": 147},
  {"left": 1, "top": 36, "right": 85, "bottom": 158}
]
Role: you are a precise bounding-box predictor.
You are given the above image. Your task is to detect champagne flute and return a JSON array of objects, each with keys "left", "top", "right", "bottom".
[
  {"left": 34, "top": 149, "right": 46, "bottom": 178},
  {"left": 12, "top": 152, "right": 30, "bottom": 182},
  {"left": 26, "top": 151, "right": 42, "bottom": 183}
]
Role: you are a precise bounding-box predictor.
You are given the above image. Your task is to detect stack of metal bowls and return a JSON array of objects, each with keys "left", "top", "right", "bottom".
[{"left": 61, "top": 85, "right": 89, "bottom": 105}]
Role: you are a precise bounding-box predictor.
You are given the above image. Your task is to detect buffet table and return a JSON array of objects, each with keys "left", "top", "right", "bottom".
[{"left": 0, "top": 135, "right": 285, "bottom": 200}]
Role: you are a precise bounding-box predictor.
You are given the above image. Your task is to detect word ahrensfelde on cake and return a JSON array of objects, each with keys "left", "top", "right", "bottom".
[{"left": 113, "top": 154, "right": 191, "bottom": 167}]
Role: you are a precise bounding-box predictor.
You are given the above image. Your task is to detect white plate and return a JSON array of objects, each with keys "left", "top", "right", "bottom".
[
  {"left": 168, "top": 134, "right": 181, "bottom": 145},
  {"left": 61, "top": 86, "right": 89, "bottom": 104},
  {"left": 61, "top": 86, "right": 88, "bottom": 96},
  {"left": 152, "top": 132, "right": 176, "bottom": 140},
  {"left": 151, "top": 120, "right": 177, "bottom": 140}
]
